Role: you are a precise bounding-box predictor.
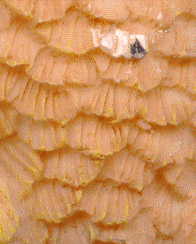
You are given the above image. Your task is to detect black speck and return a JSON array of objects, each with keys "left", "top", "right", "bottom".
[{"left": 130, "top": 38, "right": 147, "bottom": 59}]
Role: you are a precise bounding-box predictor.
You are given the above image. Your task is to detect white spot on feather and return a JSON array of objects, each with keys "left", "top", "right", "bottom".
[
  {"left": 91, "top": 28, "right": 101, "bottom": 47},
  {"left": 157, "top": 12, "right": 163, "bottom": 20},
  {"left": 91, "top": 27, "right": 148, "bottom": 59},
  {"left": 87, "top": 3, "right": 92, "bottom": 11}
]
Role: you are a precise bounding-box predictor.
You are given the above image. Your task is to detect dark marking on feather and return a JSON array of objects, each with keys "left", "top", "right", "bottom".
[{"left": 130, "top": 38, "right": 147, "bottom": 59}]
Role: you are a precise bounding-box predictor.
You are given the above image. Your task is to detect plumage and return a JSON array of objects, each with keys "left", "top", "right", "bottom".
[
  {"left": 70, "top": 84, "right": 140, "bottom": 121},
  {"left": 27, "top": 182, "right": 80, "bottom": 223},
  {"left": 0, "top": 1, "right": 195, "bottom": 243},
  {"left": 92, "top": 210, "right": 155, "bottom": 244},
  {"left": 36, "top": 10, "right": 94, "bottom": 55},
  {"left": 127, "top": 0, "right": 195, "bottom": 27},
  {"left": 47, "top": 219, "right": 91, "bottom": 244},
  {"left": 27, "top": 48, "right": 98, "bottom": 86},
  {"left": 163, "top": 162, "right": 196, "bottom": 198},
  {"left": 44, "top": 149, "right": 103, "bottom": 187},
  {"left": 66, "top": 116, "right": 131, "bottom": 158},
  {"left": 154, "top": 16, "right": 196, "bottom": 58},
  {"left": 3, "top": 0, "right": 74, "bottom": 22},
  {"left": 0, "top": 136, "right": 43, "bottom": 198},
  {"left": 77, "top": 0, "right": 130, "bottom": 22},
  {"left": 99, "top": 149, "right": 146, "bottom": 191},
  {"left": 128, "top": 126, "right": 196, "bottom": 167},
  {"left": 0, "top": 178, "right": 19, "bottom": 242},
  {"left": 0, "top": 2, "right": 12, "bottom": 31},
  {"left": 10, "top": 217, "right": 48, "bottom": 244},
  {"left": 0, "top": 21, "right": 43, "bottom": 67},
  {"left": 16, "top": 116, "right": 67, "bottom": 151},
  {"left": 93, "top": 53, "right": 167, "bottom": 91},
  {"left": 164, "top": 60, "right": 196, "bottom": 95},
  {"left": 79, "top": 183, "right": 141, "bottom": 225},
  {"left": 142, "top": 181, "right": 185, "bottom": 236},
  {"left": 0, "top": 65, "right": 77, "bottom": 122},
  {"left": 0, "top": 103, "right": 17, "bottom": 140},
  {"left": 138, "top": 87, "right": 193, "bottom": 125}
]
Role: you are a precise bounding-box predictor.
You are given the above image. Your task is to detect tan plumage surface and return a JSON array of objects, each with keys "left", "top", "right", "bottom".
[{"left": 0, "top": 0, "right": 195, "bottom": 243}]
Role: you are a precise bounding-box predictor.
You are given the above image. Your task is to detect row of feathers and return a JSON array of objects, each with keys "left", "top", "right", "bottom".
[{"left": 0, "top": 0, "right": 195, "bottom": 244}]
